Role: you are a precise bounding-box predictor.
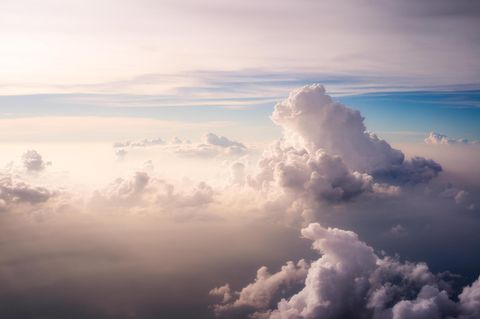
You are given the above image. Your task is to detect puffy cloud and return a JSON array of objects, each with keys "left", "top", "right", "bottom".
[
  {"left": 90, "top": 171, "right": 214, "bottom": 215},
  {"left": 246, "top": 85, "right": 443, "bottom": 215},
  {"left": 271, "top": 84, "right": 404, "bottom": 173},
  {"left": 22, "top": 149, "right": 50, "bottom": 172},
  {"left": 0, "top": 174, "right": 54, "bottom": 209},
  {"left": 204, "top": 133, "right": 246, "bottom": 149},
  {"left": 212, "top": 223, "right": 480, "bottom": 319},
  {"left": 211, "top": 260, "right": 309, "bottom": 318},
  {"left": 458, "top": 277, "right": 480, "bottom": 319},
  {"left": 424, "top": 132, "right": 477, "bottom": 145},
  {"left": 269, "top": 85, "right": 441, "bottom": 184},
  {"left": 249, "top": 142, "right": 373, "bottom": 205}
]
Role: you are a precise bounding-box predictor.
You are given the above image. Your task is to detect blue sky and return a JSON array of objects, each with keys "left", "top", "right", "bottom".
[{"left": 2, "top": 86, "right": 479, "bottom": 144}]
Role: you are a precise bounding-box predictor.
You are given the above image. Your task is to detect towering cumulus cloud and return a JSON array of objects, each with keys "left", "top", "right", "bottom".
[
  {"left": 271, "top": 85, "right": 441, "bottom": 182},
  {"left": 212, "top": 223, "right": 480, "bottom": 319},
  {"left": 250, "top": 85, "right": 442, "bottom": 209},
  {"left": 271, "top": 85, "right": 404, "bottom": 173}
]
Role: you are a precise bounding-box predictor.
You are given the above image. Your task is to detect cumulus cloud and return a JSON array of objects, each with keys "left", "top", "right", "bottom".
[
  {"left": 249, "top": 142, "right": 373, "bottom": 205},
  {"left": 246, "top": 85, "right": 442, "bottom": 216},
  {"left": 113, "top": 133, "right": 248, "bottom": 158},
  {"left": 90, "top": 171, "right": 214, "bottom": 215},
  {"left": 425, "top": 132, "right": 477, "bottom": 145},
  {"left": 211, "top": 223, "right": 480, "bottom": 319},
  {"left": 211, "top": 260, "right": 309, "bottom": 318},
  {"left": 0, "top": 174, "right": 54, "bottom": 209},
  {"left": 269, "top": 85, "right": 441, "bottom": 182},
  {"left": 271, "top": 84, "right": 405, "bottom": 173},
  {"left": 22, "top": 150, "right": 50, "bottom": 172}
]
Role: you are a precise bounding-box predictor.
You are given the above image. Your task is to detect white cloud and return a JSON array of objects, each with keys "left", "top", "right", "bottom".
[
  {"left": 424, "top": 132, "right": 477, "bottom": 145},
  {"left": 270, "top": 85, "right": 441, "bottom": 185},
  {"left": 211, "top": 260, "right": 309, "bottom": 317},
  {"left": 212, "top": 223, "right": 480, "bottom": 319},
  {"left": 249, "top": 142, "right": 373, "bottom": 206},
  {"left": 245, "top": 85, "right": 442, "bottom": 219}
]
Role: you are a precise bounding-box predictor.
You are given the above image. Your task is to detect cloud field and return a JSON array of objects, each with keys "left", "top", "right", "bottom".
[{"left": 1, "top": 85, "right": 479, "bottom": 318}]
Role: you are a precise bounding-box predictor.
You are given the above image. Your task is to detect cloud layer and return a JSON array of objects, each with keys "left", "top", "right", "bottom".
[{"left": 212, "top": 223, "right": 480, "bottom": 319}]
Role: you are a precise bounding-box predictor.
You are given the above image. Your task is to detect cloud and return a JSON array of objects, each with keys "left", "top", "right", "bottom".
[
  {"left": 22, "top": 150, "right": 50, "bottom": 172},
  {"left": 371, "top": 156, "right": 442, "bottom": 185},
  {"left": 115, "top": 148, "right": 128, "bottom": 159},
  {"left": 271, "top": 84, "right": 405, "bottom": 173},
  {"left": 0, "top": 84, "right": 478, "bottom": 319},
  {"left": 246, "top": 85, "right": 443, "bottom": 217},
  {"left": 174, "top": 133, "right": 248, "bottom": 158},
  {"left": 249, "top": 142, "right": 373, "bottom": 205},
  {"left": 0, "top": 174, "right": 54, "bottom": 209},
  {"left": 271, "top": 85, "right": 441, "bottom": 182},
  {"left": 212, "top": 223, "right": 480, "bottom": 319},
  {"left": 113, "top": 133, "right": 248, "bottom": 158},
  {"left": 210, "top": 260, "right": 309, "bottom": 318},
  {"left": 424, "top": 132, "right": 477, "bottom": 145},
  {"left": 90, "top": 172, "right": 215, "bottom": 216}
]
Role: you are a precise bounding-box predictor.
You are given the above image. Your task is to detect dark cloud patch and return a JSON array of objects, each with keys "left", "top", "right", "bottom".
[
  {"left": 0, "top": 175, "right": 54, "bottom": 208},
  {"left": 22, "top": 149, "right": 50, "bottom": 172}
]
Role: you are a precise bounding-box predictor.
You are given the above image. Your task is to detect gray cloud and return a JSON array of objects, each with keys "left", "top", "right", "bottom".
[
  {"left": 0, "top": 174, "right": 54, "bottom": 209},
  {"left": 22, "top": 150, "right": 50, "bottom": 172},
  {"left": 210, "top": 260, "right": 308, "bottom": 317}
]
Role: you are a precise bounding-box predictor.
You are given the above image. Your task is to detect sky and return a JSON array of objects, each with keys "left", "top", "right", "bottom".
[{"left": 1, "top": 1, "right": 480, "bottom": 319}]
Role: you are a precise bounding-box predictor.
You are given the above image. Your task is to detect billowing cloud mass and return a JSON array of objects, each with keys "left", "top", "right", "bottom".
[
  {"left": 247, "top": 85, "right": 442, "bottom": 214},
  {"left": 249, "top": 142, "right": 373, "bottom": 205},
  {"left": 22, "top": 150, "right": 49, "bottom": 172},
  {"left": 271, "top": 85, "right": 405, "bottom": 173},
  {"left": 211, "top": 223, "right": 480, "bottom": 319},
  {"left": 113, "top": 137, "right": 165, "bottom": 148},
  {"left": 424, "top": 132, "right": 477, "bottom": 145},
  {"left": 269, "top": 85, "right": 441, "bottom": 181}
]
